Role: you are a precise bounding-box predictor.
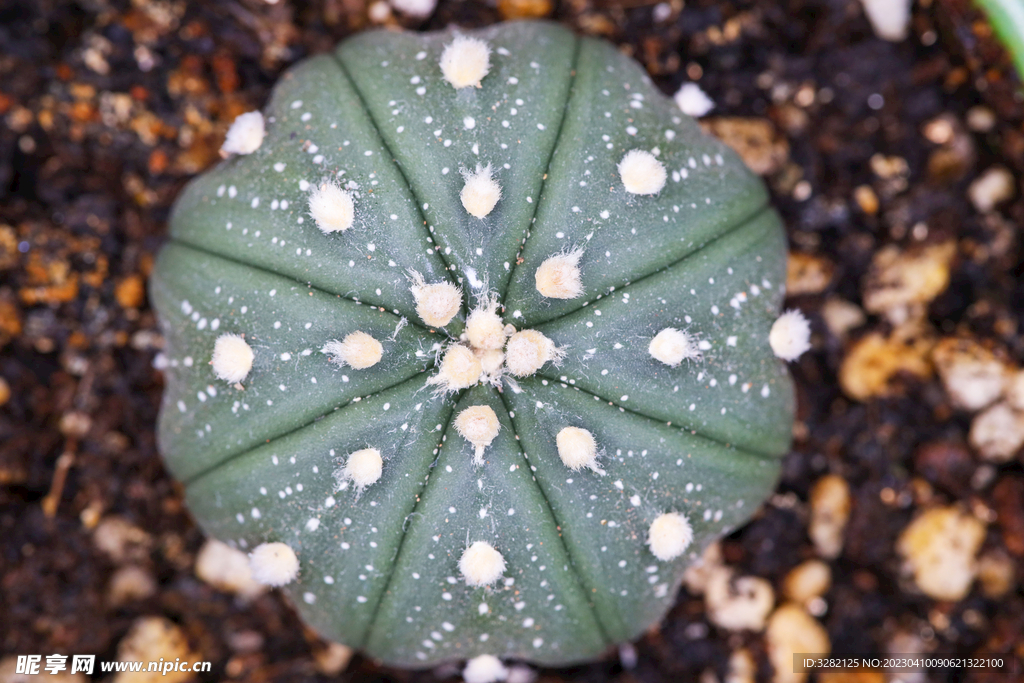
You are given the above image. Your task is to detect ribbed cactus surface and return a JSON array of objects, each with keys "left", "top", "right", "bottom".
[{"left": 151, "top": 21, "right": 793, "bottom": 667}]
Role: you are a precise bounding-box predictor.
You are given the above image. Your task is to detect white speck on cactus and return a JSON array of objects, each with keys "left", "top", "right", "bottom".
[
  {"left": 338, "top": 447, "right": 384, "bottom": 490},
  {"left": 466, "top": 297, "right": 508, "bottom": 350},
  {"left": 321, "top": 331, "right": 383, "bottom": 369},
  {"left": 769, "top": 309, "right": 811, "bottom": 361},
  {"left": 220, "top": 111, "right": 265, "bottom": 156},
  {"left": 248, "top": 542, "right": 299, "bottom": 586},
  {"left": 673, "top": 83, "right": 715, "bottom": 118},
  {"left": 308, "top": 181, "right": 355, "bottom": 233},
  {"left": 535, "top": 248, "right": 584, "bottom": 299},
  {"left": 408, "top": 270, "right": 462, "bottom": 327},
  {"left": 618, "top": 149, "right": 667, "bottom": 195},
  {"left": 647, "top": 512, "right": 693, "bottom": 561},
  {"left": 460, "top": 541, "right": 506, "bottom": 587},
  {"left": 454, "top": 405, "right": 501, "bottom": 464},
  {"left": 440, "top": 35, "right": 491, "bottom": 89},
  {"left": 505, "top": 329, "right": 564, "bottom": 377},
  {"left": 556, "top": 426, "right": 604, "bottom": 474},
  {"left": 211, "top": 333, "right": 254, "bottom": 383},
  {"left": 463, "top": 654, "right": 509, "bottom": 683},
  {"left": 428, "top": 344, "right": 482, "bottom": 393},
  {"left": 461, "top": 164, "right": 502, "bottom": 219},
  {"left": 648, "top": 327, "right": 700, "bottom": 367}
]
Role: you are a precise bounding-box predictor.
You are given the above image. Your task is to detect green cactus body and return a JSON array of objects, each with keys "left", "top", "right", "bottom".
[{"left": 151, "top": 21, "right": 793, "bottom": 668}]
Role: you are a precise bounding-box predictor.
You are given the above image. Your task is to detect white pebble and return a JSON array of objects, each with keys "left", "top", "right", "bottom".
[
  {"left": 858, "top": 0, "right": 913, "bottom": 42},
  {"left": 896, "top": 506, "right": 986, "bottom": 601},
  {"left": 463, "top": 654, "right": 509, "bottom": 683},
  {"left": 673, "top": 83, "right": 715, "bottom": 117},
  {"left": 388, "top": 0, "right": 436, "bottom": 17}
]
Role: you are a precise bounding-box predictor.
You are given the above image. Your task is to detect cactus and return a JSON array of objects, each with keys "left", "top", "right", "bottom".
[{"left": 150, "top": 21, "right": 795, "bottom": 668}]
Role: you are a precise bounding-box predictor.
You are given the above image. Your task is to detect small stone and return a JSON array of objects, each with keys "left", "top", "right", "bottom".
[
  {"left": 808, "top": 474, "right": 850, "bottom": 560},
  {"left": 782, "top": 559, "right": 831, "bottom": 606},
  {"left": 896, "top": 506, "right": 985, "bottom": 601},
  {"left": 857, "top": 0, "right": 912, "bottom": 41},
  {"left": 463, "top": 654, "right": 509, "bottom": 683},
  {"left": 705, "top": 566, "right": 775, "bottom": 631},
  {"left": 853, "top": 185, "right": 879, "bottom": 215},
  {"left": 313, "top": 642, "right": 354, "bottom": 675},
  {"left": 820, "top": 297, "right": 865, "bottom": 340},
  {"left": 862, "top": 242, "right": 956, "bottom": 325},
  {"left": 93, "top": 516, "right": 152, "bottom": 564},
  {"left": 701, "top": 118, "right": 789, "bottom": 176},
  {"left": 195, "top": 539, "right": 266, "bottom": 599},
  {"left": 115, "top": 274, "right": 146, "bottom": 308},
  {"left": 674, "top": 82, "right": 715, "bottom": 118},
  {"left": 113, "top": 617, "right": 195, "bottom": 683},
  {"left": 931, "top": 337, "right": 1008, "bottom": 412},
  {"left": 59, "top": 410, "right": 92, "bottom": 438},
  {"left": 765, "top": 604, "right": 830, "bottom": 683},
  {"left": 1004, "top": 369, "right": 1024, "bottom": 410},
  {"left": 107, "top": 564, "right": 158, "bottom": 606},
  {"left": 389, "top": 0, "right": 436, "bottom": 17},
  {"left": 976, "top": 549, "right": 1016, "bottom": 598},
  {"left": 785, "top": 252, "right": 834, "bottom": 296},
  {"left": 497, "top": 0, "right": 552, "bottom": 20},
  {"left": 969, "top": 402, "right": 1024, "bottom": 462},
  {"left": 968, "top": 166, "right": 1016, "bottom": 213},
  {"left": 0, "top": 377, "right": 9, "bottom": 407},
  {"left": 838, "top": 323, "right": 934, "bottom": 401},
  {"left": 724, "top": 649, "right": 756, "bottom": 683},
  {"left": 966, "top": 106, "right": 997, "bottom": 132}
]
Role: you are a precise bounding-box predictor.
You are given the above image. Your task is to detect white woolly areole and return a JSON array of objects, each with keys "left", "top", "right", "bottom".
[
  {"left": 440, "top": 35, "right": 491, "bottom": 89},
  {"left": 341, "top": 447, "right": 384, "bottom": 489},
  {"left": 556, "top": 426, "right": 602, "bottom": 473},
  {"left": 505, "top": 329, "right": 563, "bottom": 377},
  {"left": 535, "top": 249, "right": 584, "bottom": 299},
  {"left": 459, "top": 541, "right": 506, "bottom": 587},
  {"left": 428, "top": 344, "right": 482, "bottom": 393},
  {"left": 455, "top": 405, "right": 501, "bottom": 464},
  {"left": 389, "top": 0, "right": 436, "bottom": 17},
  {"left": 248, "top": 542, "right": 299, "bottom": 586},
  {"left": 649, "top": 327, "right": 700, "bottom": 367},
  {"left": 859, "top": 0, "right": 912, "bottom": 42},
  {"left": 647, "top": 512, "right": 693, "bottom": 561},
  {"left": 308, "top": 182, "right": 355, "bottom": 234},
  {"left": 618, "top": 149, "right": 667, "bottom": 195},
  {"left": 221, "top": 111, "right": 265, "bottom": 155},
  {"left": 321, "top": 331, "right": 383, "bottom": 370},
  {"left": 409, "top": 271, "right": 462, "bottom": 327},
  {"left": 466, "top": 302, "right": 507, "bottom": 350},
  {"left": 674, "top": 82, "right": 715, "bottom": 117},
  {"left": 463, "top": 655, "right": 509, "bottom": 683},
  {"left": 476, "top": 349, "right": 505, "bottom": 377},
  {"left": 461, "top": 165, "right": 502, "bottom": 219},
  {"left": 211, "top": 333, "right": 254, "bottom": 383},
  {"left": 769, "top": 309, "right": 812, "bottom": 361}
]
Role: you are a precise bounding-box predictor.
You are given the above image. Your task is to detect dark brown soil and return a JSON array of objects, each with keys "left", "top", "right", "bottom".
[{"left": 2, "top": 0, "right": 1023, "bottom": 682}]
